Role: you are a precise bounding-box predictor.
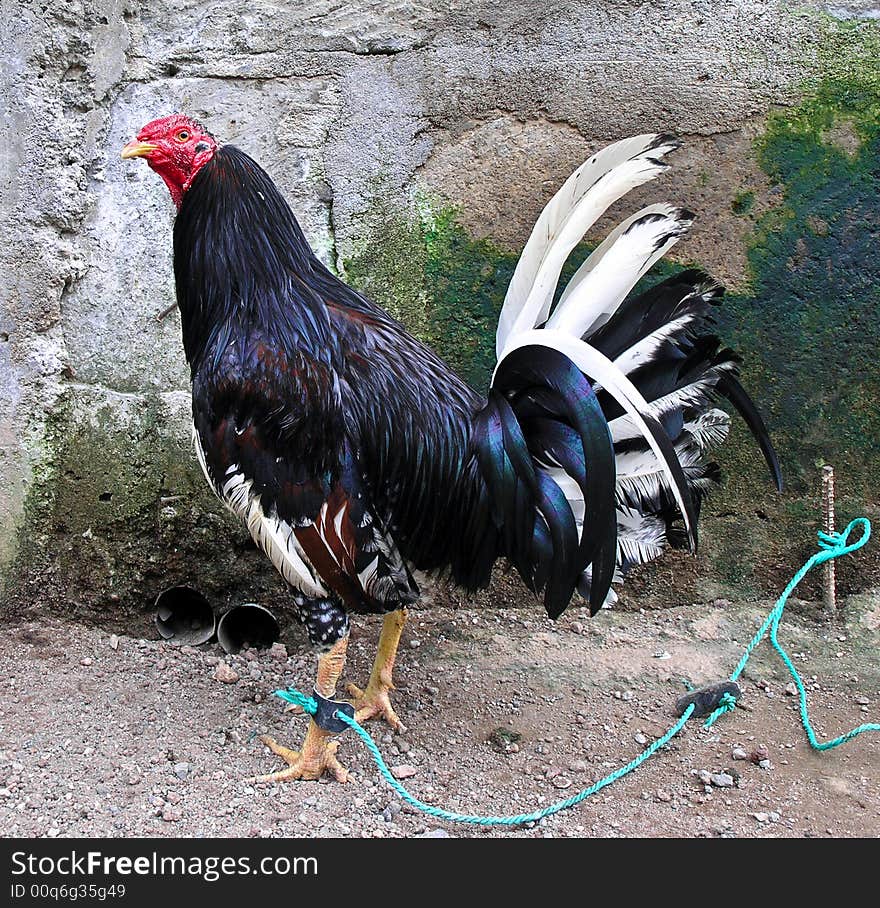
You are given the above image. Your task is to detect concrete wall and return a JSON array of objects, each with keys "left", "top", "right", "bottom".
[{"left": 2, "top": 0, "right": 878, "bottom": 630}]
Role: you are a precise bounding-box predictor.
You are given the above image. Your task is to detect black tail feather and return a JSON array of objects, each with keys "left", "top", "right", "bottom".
[
  {"left": 716, "top": 374, "right": 783, "bottom": 492},
  {"left": 477, "top": 345, "right": 618, "bottom": 617}
]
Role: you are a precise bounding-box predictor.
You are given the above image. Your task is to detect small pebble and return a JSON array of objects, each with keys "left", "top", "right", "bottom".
[
  {"left": 784, "top": 682, "right": 798, "bottom": 697},
  {"left": 417, "top": 829, "right": 450, "bottom": 838},
  {"left": 656, "top": 790, "right": 672, "bottom": 802},
  {"left": 390, "top": 764, "right": 417, "bottom": 780},
  {"left": 731, "top": 747, "right": 749, "bottom": 761},
  {"left": 634, "top": 733, "right": 648, "bottom": 746},
  {"left": 710, "top": 772, "right": 734, "bottom": 788},
  {"left": 752, "top": 810, "right": 780, "bottom": 824},
  {"left": 214, "top": 663, "right": 239, "bottom": 684},
  {"left": 173, "top": 762, "right": 190, "bottom": 781},
  {"left": 81, "top": 657, "right": 93, "bottom": 667},
  {"left": 749, "top": 745, "right": 770, "bottom": 765},
  {"left": 109, "top": 635, "right": 119, "bottom": 651},
  {"left": 269, "top": 643, "right": 288, "bottom": 661},
  {"left": 409, "top": 639, "right": 421, "bottom": 649}
]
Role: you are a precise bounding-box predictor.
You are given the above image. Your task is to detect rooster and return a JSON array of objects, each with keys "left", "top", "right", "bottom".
[{"left": 122, "top": 116, "right": 780, "bottom": 782}]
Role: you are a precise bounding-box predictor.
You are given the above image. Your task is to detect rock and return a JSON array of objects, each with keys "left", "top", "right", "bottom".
[
  {"left": 214, "top": 662, "right": 239, "bottom": 684},
  {"left": 80, "top": 657, "right": 93, "bottom": 666},
  {"left": 749, "top": 745, "right": 770, "bottom": 765},
  {"left": 634, "top": 732, "right": 649, "bottom": 746},
  {"left": 569, "top": 760, "right": 589, "bottom": 773},
  {"left": 731, "top": 746, "right": 749, "bottom": 761},
  {"left": 710, "top": 772, "right": 734, "bottom": 788},
  {"left": 417, "top": 829, "right": 450, "bottom": 838},
  {"left": 784, "top": 682, "right": 798, "bottom": 696},
  {"left": 109, "top": 635, "right": 119, "bottom": 650},
  {"left": 696, "top": 770, "right": 712, "bottom": 786},
  {"left": 390, "top": 764, "right": 417, "bottom": 780},
  {"left": 172, "top": 762, "right": 190, "bottom": 780},
  {"left": 551, "top": 775, "right": 572, "bottom": 790},
  {"left": 656, "top": 790, "right": 672, "bottom": 802},
  {"left": 408, "top": 639, "right": 421, "bottom": 649},
  {"left": 269, "top": 643, "right": 288, "bottom": 661},
  {"left": 758, "top": 759, "right": 773, "bottom": 770},
  {"left": 752, "top": 810, "right": 780, "bottom": 824}
]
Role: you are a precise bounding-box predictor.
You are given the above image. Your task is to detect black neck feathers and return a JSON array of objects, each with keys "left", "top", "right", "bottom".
[{"left": 172, "top": 144, "right": 331, "bottom": 373}]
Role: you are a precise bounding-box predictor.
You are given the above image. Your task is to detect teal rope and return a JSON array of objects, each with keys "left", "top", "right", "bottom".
[
  {"left": 274, "top": 516, "right": 877, "bottom": 826},
  {"left": 274, "top": 686, "right": 694, "bottom": 827},
  {"left": 703, "top": 517, "right": 877, "bottom": 743}
]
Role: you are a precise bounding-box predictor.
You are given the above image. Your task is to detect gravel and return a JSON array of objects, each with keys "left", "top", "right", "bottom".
[{"left": 1, "top": 599, "right": 877, "bottom": 838}]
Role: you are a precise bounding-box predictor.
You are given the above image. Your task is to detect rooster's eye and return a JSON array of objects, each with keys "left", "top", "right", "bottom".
[{"left": 176, "top": 130, "right": 190, "bottom": 142}]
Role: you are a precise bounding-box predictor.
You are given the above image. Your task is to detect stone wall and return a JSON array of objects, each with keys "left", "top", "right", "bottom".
[{"left": 2, "top": 0, "right": 878, "bottom": 632}]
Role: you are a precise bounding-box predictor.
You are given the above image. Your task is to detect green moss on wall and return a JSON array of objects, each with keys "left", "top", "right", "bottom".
[{"left": 720, "top": 19, "right": 880, "bottom": 496}]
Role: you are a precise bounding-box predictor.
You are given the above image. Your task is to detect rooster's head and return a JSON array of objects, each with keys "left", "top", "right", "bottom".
[{"left": 121, "top": 114, "right": 217, "bottom": 208}]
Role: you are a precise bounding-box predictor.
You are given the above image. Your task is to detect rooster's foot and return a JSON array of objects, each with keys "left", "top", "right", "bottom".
[
  {"left": 345, "top": 680, "right": 407, "bottom": 733},
  {"left": 250, "top": 722, "right": 349, "bottom": 783}
]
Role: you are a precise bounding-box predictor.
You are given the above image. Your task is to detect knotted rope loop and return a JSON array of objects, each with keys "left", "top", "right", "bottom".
[{"left": 815, "top": 517, "right": 870, "bottom": 562}]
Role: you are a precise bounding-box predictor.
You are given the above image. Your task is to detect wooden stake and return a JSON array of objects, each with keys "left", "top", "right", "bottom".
[{"left": 822, "top": 464, "right": 836, "bottom": 616}]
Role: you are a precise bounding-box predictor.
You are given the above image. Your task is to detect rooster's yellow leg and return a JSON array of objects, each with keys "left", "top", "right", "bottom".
[
  {"left": 346, "top": 608, "right": 408, "bottom": 733},
  {"left": 252, "top": 636, "right": 350, "bottom": 783}
]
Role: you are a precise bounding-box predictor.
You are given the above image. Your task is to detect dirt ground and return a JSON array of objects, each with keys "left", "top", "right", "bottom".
[{"left": 1, "top": 592, "right": 878, "bottom": 839}]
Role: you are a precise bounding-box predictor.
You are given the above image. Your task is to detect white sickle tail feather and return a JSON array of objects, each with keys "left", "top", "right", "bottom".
[
  {"left": 487, "top": 133, "right": 781, "bottom": 613},
  {"left": 496, "top": 134, "right": 680, "bottom": 357}
]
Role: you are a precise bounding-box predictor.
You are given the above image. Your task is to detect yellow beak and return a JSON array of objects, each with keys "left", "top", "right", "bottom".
[{"left": 120, "top": 140, "right": 158, "bottom": 159}]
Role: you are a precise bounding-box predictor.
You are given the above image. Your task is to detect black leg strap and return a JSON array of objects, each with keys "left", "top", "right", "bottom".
[{"left": 311, "top": 690, "right": 356, "bottom": 734}]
